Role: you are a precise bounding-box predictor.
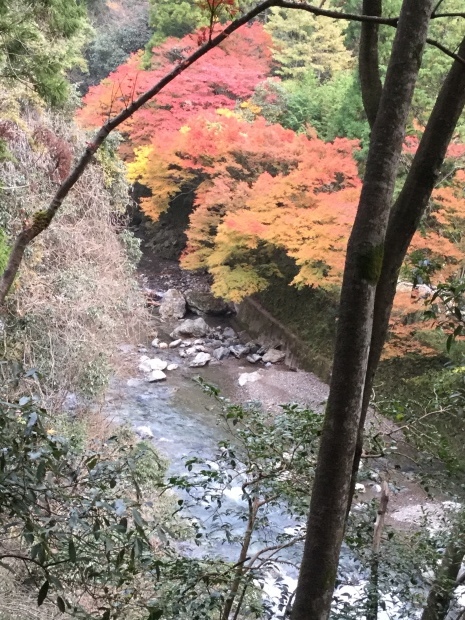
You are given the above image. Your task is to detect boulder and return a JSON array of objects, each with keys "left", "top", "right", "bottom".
[
  {"left": 213, "top": 346, "right": 230, "bottom": 360},
  {"left": 159, "top": 289, "right": 186, "bottom": 320},
  {"left": 148, "top": 358, "right": 168, "bottom": 371},
  {"left": 170, "top": 317, "right": 210, "bottom": 339},
  {"left": 185, "top": 289, "right": 230, "bottom": 316},
  {"left": 189, "top": 352, "right": 211, "bottom": 368},
  {"left": 147, "top": 370, "right": 167, "bottom": 382},
  {"left": 230, "top": 344, "right": 250, "bottom": 359},
  {"left": 262, "top": 348, "right": 286, "bottom": 364},
  {"left": 222, "top": 326, "right": 237, "bottom": 340},
  {"left": 238, "top": 371, "right": 262, "bottom": 387}
]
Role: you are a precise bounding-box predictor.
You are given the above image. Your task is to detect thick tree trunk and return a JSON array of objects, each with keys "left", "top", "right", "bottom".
[
  {"left": 359, "top": 0, "right": 383, "bottom": 128},
  {"left": 348, "top": 34, "right": 465, "bottom": 512},
  {"left": 291, "top": 2, "right": 434, "bottom": 618}
]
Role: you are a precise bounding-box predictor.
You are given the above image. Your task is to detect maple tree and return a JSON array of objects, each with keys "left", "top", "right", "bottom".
[
  {"left": 77, "top": 22, "right": 274, "bottom": 144},
  {"left": 128, "top": 109, "right": 361, "bottom": 300}
]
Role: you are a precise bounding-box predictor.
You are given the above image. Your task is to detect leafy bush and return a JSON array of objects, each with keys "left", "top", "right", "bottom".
[{"left": 0, "top": 395, "right": 168, "bottom": 619}]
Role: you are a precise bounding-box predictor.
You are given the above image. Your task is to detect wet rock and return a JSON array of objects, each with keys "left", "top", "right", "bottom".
[
  {"left": 147, "top": 369, "right": 167, "bottom": 382},
  {"left": 262, "top": 348, "right": 286, "bottom": 364},
  {"left": 213, "top": 346, "right": 230, "bottom": 360},
  {"left": 222, "top": 326, "right": 237, "bottom": 339},
  {"left": 246, "top": 354, "right": 262, "bottom": 364},
  {"left": 159, "top": 289, "right": 186, "bottom": 320},
  {"left": 189, "top": 352, "right": 211, "bottom": 367},
  {"left": 238, "top": 371, "right": 261, "bottom": 387},
  {"left": 185, "top": 289, "right": 230, "bottom": 316},
  {"left": 230, "top": 344, "right": 250, "bottom": 359},
  {"left": 171, "top": 317, "right": 210, "bottom": 339},
  {"left": 169, "top": 339, "right": 182, "bottom": 348}
]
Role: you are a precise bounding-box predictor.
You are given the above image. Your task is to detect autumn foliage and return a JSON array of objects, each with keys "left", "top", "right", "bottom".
[
  {"left": 77, "top": 22, "right": 273, "bottom": 144},
  {"left": 78, "top": 21, "right": 465, "bottom": 311},
  {"left": 127, "top": 110, "right": 361, "bottom": 300}
]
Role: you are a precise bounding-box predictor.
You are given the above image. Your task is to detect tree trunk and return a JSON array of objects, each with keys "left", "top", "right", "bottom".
[
  {"left": 291, "top": 2, "right": 434, "bottom": 618},
  {"left": 359, "top": 0, "right": 383, "bottom": 128},
  {"left": 348, "top": 33, "right": 465, "bottom": 512},
  {"left": 421, "top": 534, "right": 465, "bottom": 620}
]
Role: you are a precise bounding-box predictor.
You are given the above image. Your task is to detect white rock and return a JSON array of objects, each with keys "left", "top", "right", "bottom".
[
  {"left": 186, "top": 346, "right": 198, "bottom": 356},
  {"left": 170, "top": 318, "right": 210, "bottom": 339},
  {"left": 151, "top": 338, "right": 160, "bottom": 348},
  {"left": 262, "top": 348, "right": 286, "bottom": 364},
  {"left": 189, "top": 352, "right": 211, "bottom": 367},
  {"left": 138, "top": 360, "right": 153, "bottom": 373},
  {"left": 158, "top": 342, "right": 168, "bottom": 349},
  {"left": 135, "top": 425, "right": 154, "bottom": 439},
  {"left": 147, "top": 370, "right": 167, "bottom": 382},
  {"left": 194, "top": 338, "right": 204, "bottom": 345},
  {"left": 169, "top": 339, "right": 182, "bottom": 348},
  {"left": 355, "top": 483, "right": 366, "bottom": 493},
  {"left": 238, "top": 371, "right": 262, "bottom": 387},
  {"left": 148, "top": 358, "right": 168, "bottom": 371},
  {"left": 167, "top": 363, "right": 179, "bottom": 371}
]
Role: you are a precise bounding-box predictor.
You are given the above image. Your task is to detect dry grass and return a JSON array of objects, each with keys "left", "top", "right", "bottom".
[{"left": 0, "top": 93, "right": 149, "bottom": 409}]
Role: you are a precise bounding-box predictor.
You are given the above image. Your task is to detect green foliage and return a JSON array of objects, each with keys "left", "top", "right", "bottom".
[
  {"left": 0, "top": 0, "right": 91, "bottom": 105},
  {"left": 0, "top": 395, "right": 167, "bottom": 618},
  {"left": 265, "top": 7, "right": 354, "bottom": 81},
  {"left": 283, "top": 70, "right": 369, "bottom": 148},
  {"left": 119, "top": 228, "right": 143, "bottom": 269},
  {"left": 376, "top": 356, "right": 465, "bottom": 480}
]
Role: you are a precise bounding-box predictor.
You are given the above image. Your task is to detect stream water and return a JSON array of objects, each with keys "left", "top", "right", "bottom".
[{"left": 102, "top": 327, "right": 376, "bottom": 617}]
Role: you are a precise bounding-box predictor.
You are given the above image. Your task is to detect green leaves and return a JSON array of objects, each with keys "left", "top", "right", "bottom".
[
  {"left": 0, "top": 396, "right": 169, "bottom": 618},
  {"left": 37, "top": 580, "right": 49, "bottom": 606}
]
